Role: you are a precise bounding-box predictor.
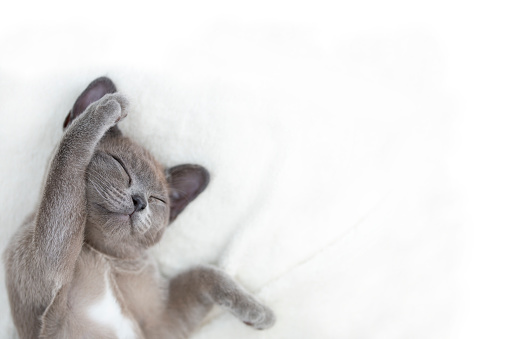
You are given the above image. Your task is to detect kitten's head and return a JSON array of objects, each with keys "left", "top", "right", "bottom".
[{"left": 66, "top": 77, "right": 209, "bottom": 258}]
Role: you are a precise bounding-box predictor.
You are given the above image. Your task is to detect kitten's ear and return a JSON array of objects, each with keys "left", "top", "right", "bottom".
[
  {"left": 63, "top": 76, "right": 117, "bottom": 129},
  {"left": 165, "top": 165, "right": 210, "bottom": 223}
]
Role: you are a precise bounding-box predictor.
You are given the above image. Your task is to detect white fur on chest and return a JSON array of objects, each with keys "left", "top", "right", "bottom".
[{"left": 87, "top": 271, "right": 137, "bottom": 339}]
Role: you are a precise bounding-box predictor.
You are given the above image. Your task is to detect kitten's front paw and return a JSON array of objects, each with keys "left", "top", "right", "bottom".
[
  {"left": 95, "top": 93, "right": 129, "bottom": 126},
  {"left": 242, "top": 301, "right": 276, "bottom": 330}
]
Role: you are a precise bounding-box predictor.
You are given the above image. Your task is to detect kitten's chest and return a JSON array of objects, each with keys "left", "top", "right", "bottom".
[
  {"left": 84, "top": 268, "right": 140, "bottom": 339},
  {"left": 65, "top": 248, "right": 164, "bottom": 338},
  {"left": 111, "top": 256, "right": 166, "bottom": 331}
]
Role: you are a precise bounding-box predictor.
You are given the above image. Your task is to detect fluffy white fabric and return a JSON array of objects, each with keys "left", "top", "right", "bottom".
[{"left": 0, "top": 2, "right": 465, "bottom": 338}]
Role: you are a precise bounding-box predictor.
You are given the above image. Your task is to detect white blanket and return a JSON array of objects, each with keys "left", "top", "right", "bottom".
[{"left": 0, "top": 3, "right": 459, "bottom": 338}]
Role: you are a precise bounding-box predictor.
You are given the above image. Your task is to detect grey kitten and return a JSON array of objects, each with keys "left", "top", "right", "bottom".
[{"left": 3, "top": 77, "right": 275, "bottom": 339}]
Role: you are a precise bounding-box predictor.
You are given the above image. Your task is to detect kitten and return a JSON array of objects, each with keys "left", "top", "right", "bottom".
[{"left": 3, "top": 77, "right": 275, "bottom": 339}]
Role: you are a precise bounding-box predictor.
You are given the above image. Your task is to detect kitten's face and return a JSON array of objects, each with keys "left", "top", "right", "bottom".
[
  {"left": 67, "top": 76, "right": 209, "bottom": 258},
  {"left": 85, "top": 135, "right": 170, "bottom": 256}
]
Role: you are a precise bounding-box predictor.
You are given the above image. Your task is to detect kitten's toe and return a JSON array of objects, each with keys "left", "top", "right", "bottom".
[
  {"left": 110, "top": 93, "right": 129, "bottom": 114},
  {"left": 243, "top": 303, "right": 276, "bottom": 330},
  {"left": 97, "top": 93, "right": 129, "bottom": 124},
  {"left": 107, "top": 93, "right": 129, "bottom": 122},
  {"left": 98, "top": 98, "right": 121, "bottom": 117}
]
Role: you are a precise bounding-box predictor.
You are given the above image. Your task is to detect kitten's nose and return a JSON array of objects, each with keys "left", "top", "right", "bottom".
[{"left": 132, "top": 195, "right": 147, "bottom": 212}]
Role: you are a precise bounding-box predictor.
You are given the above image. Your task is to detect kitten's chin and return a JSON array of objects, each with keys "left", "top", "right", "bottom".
[
  {"left": 129, "top": 214, "right": 152, "bottom": 235},
  {"left": 107, "top": 213, "right": 135, "bottom": 234}
]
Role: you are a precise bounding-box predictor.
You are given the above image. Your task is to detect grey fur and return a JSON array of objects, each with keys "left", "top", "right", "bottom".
[{"left": 3, "top": 81, "right": 275, "bottom": 338}]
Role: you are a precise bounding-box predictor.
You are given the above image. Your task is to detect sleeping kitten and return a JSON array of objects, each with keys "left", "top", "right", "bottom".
[{"left": 3, "top": 77, "right": 275, "bottom": 339}]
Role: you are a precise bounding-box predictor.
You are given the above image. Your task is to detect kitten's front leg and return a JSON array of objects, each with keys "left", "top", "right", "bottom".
[
  {"left": 33, "top": 93, "right": 128, "bottom": 287},
  {"left": 164, "top": 266, "right": 275, "bottom": 338}
]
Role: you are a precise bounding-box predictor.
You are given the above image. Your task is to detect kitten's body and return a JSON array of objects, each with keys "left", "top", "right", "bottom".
[{"left": 4, "top": 78, "right": 274, "bottom": 338}]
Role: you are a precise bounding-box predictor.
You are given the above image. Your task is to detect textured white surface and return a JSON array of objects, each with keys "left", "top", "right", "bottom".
[{"left": 1, "top": 1, "right": 506, "bottom": 338}]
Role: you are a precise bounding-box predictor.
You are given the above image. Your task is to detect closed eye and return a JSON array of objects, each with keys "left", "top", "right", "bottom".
[
  {"left": 109, "top": 154, "right": 132, "bottom": 186},
  {"left": 150, "top": 196, "right": 167, "bottom": 204}
]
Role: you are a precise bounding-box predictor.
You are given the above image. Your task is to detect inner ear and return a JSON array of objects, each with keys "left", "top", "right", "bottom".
[
  {"left": 63, "top": 76, "right": 117, "bottom": 129},
  {"left": 165, "top": 164, "right": 210, "bottom": 223}
]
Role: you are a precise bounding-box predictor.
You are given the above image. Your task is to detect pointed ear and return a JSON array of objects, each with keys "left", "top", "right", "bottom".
[
  {"left": 165, "top": 164, "right": 210, "bottom": 223},
  {"left": 63, "top": 76, "right": 118, "bottom": 129}
]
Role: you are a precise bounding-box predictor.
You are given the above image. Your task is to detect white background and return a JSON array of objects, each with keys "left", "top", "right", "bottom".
[{"left": 0, "top": 1, "right": 508, "bottom": 338}]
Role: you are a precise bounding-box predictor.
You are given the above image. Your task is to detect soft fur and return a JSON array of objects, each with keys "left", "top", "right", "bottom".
[{"left": 3, "top": 78, "right": 275, "bottom": 338}]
